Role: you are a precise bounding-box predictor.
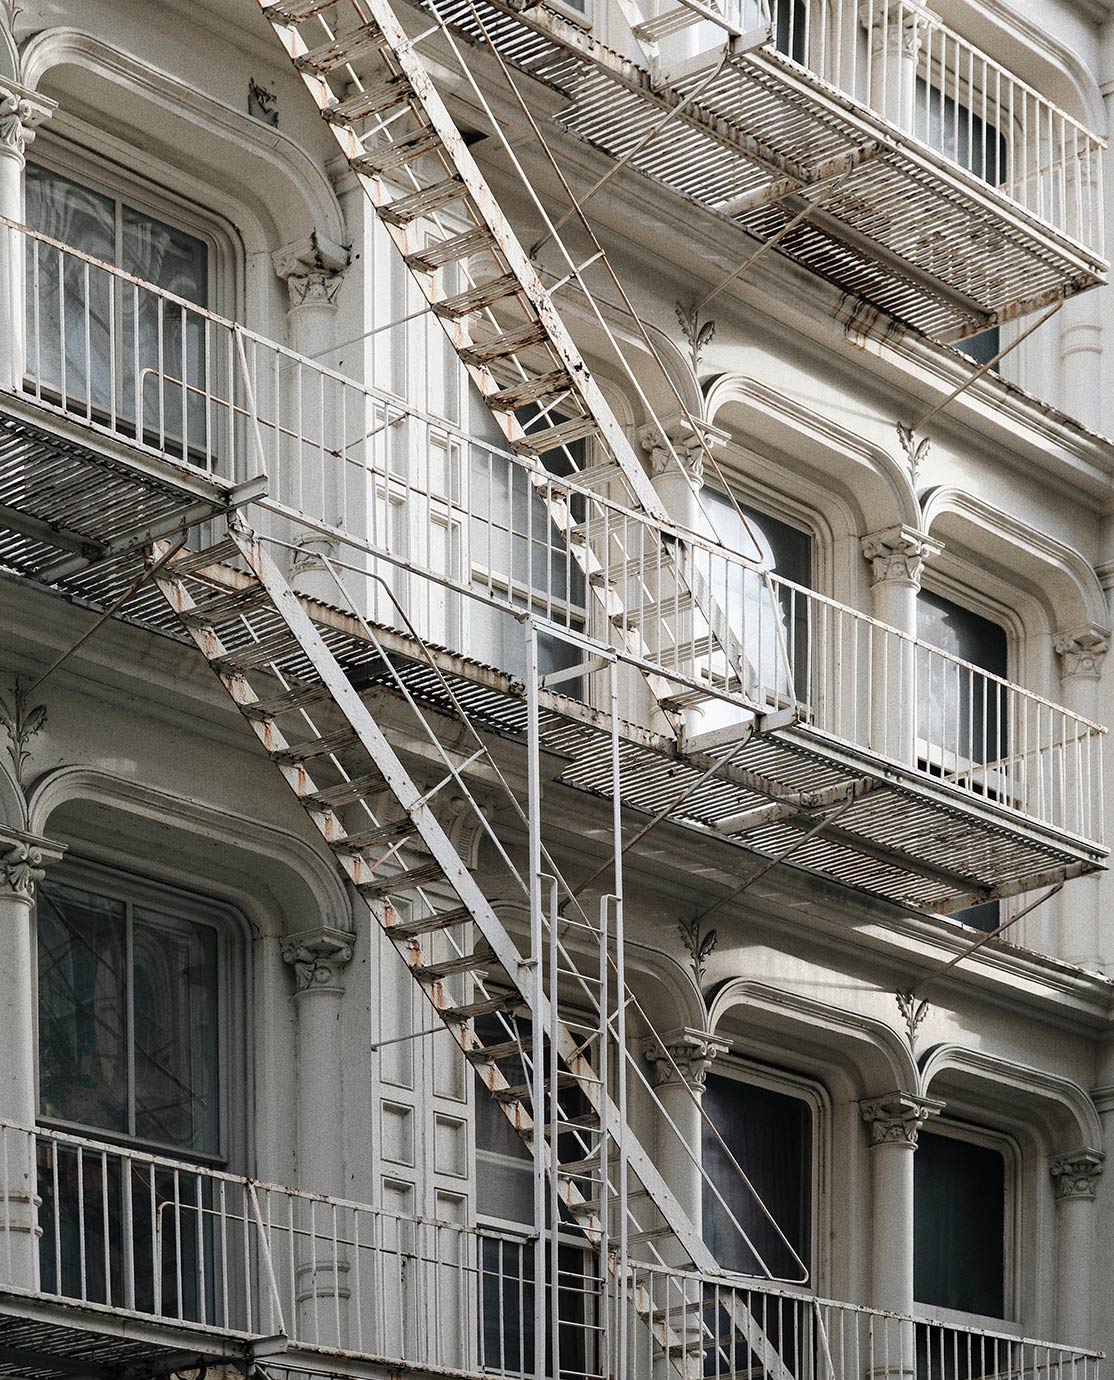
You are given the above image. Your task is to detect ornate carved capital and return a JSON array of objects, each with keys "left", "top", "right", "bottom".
[
  {"left": 638, "top": 415, "right": 726, "bottom": 490},
  {"left": 860, "top": 1090, "right": 944, "bottom": 1147},
  {"left": 1050, "top": 1149, "right": 1104, "bottom": 1201},
  {"left": 1053, "top": 625, "right": 1109, "bottom": 682},
  {"left": 0, "top": 826, "right": 63, "bottom": 901},
  {"left": 0, "top": 79, "right": 54, "bottom": 164},
  {"left": 282, "top": 926, "right": 355, "bottom": 995},
  {"left": 858, "top": 1, "right": 929, "bottom": 56},
  {"left": 860, "top": 525, "right": 941, "bottom": 589},
  {"left": 643, "top": 1027, "right": 731, "bottom": 1091},
  {"left": 273, "top": 231, "right": 350, "bottom": 312}
]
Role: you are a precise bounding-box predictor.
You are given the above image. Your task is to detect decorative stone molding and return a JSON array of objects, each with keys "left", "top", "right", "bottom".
[
  {"left": 859, "top": 0, "right": 929, "bottom": 56},
  {"left": 638, "top": 415, "right": 727, "bottom": 490},
  {"left": 0, "top": 826, "right": 62, "bottom": 901},
  {"left": 860, "top": 1090, "right": 944, "bottom": 1147},
  {"left": 860, "top": 525, "right": 941, "bottom": 589},
  {"left": 282, "top": 926, "right": 355, "bottom": 995},
  {"left": 0, "top": 78, "right": 53, "bottom": 163},
  {"left": 273, "top": 230, "right": 350, "bottom": 311},
  {"left": 1049, "top": 1149, "right": 1104, "bottom": 1201},
  {"left": 643, "top": 1027, "right": 731, "bottom": 1091},
  {"left": 1053, "top": 625, "right": 1109, "bottom": 682}
]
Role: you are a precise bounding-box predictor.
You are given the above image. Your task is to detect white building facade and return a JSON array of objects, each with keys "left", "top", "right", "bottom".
[{"left": 0, "top": 0, "right": 1112, "bottom": 1378}]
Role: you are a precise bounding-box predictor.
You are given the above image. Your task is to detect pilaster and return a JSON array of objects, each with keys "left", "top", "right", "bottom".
[{"left": 1050, "top": 1148, "right": 1103, "bottom": 1345}]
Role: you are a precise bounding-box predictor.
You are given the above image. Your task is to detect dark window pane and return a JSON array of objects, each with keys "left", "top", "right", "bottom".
[
  {"left": 915, "top": 1131, "right": 1005, "bottom": 1317},
  {"left": 37, "top": 883, "right": 128, "bottom": 1135},
  {"left": 133, "top": 910, "right": 220, "bottom": 1154},
  {"left": 702, "top": 1072, "right": 812, "bottom": 1279},
  {"left": 916, "top": 590, "right": 1008, "bottom": 768}
]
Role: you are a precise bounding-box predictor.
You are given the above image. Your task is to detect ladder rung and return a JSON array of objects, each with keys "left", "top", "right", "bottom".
[
  {"left": 492, "top": 1071, "right": 585, "bottom": 1103},
  {"left": 241, "top": 682, "right": 332, "bottom": 719},
  {"left": 211, "top": 632, "right": 301, "bottom": 672},
  {"left": 489, "top": 370, "right": 572, "bottom": 412},
  {"left": 264, "top": 0, "right": 338, "bottom": 21},
  {"left": 359, "top": 860, "right": 445, "bottom": 898},
  {"left": 303, "top": 772, "right": 384, "bottom": 809},
  {"left": 378, "top": 176, "right": 466, "bottom": 225},
  {"left": 459, "top": 321, "right": 547, "bottom": 367},
  {"left": 331, "top": 817, "right": 417, "bottom": 853},
  {"left": 325, "top": 76, "right": 411, "bottom": 125},
  {"left": 405, "top": 226, "right": 495, "bottom": 273},
  {"left": 513, "top": 415, "right": 599, "bottom": 457},
  {"left": 180, "top": 584, "right": 271, "bottom": 627},
  {"left": 412, "top": 944, "right": 496, "bottom": 980},
  {"left": 464, "top": 1036, "right": 532, "bottom": 1063},
  {"left": 431, "top": 274, "right": 520, "bottom": 318},
  {"left": 442, "top": 994, "right": 522, "bottom": 1022},
  {"left": 272, "top": 729, "right": 361, "bottom": 765},
  {"left": 295, "top": 27, "right": 387, "bottom": 75},
  {"left": 385, "top": 905, "right": 473, "bottom": 939},
  {"left": 353, "top": 129, "right": 442, "bottom": 176}
]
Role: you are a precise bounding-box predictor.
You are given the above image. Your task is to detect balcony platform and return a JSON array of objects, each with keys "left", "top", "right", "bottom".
[
  {"left": 0, "top": 391, "right": 264, "bottom": 618},
  {"left": 0, "top": 1289, "right": 252, "bottom": 1380},
  {"left": 422, "top": 0, "right": 1106, "bottom": 342},
  {"left": 177, "top": 556, "right": 1104, "bottom": 913}
]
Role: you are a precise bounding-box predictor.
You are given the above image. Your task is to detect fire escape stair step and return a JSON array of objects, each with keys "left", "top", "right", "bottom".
[
  {"left": 513, "top": 415, "right": 599, "bottom": 457},
  {"left": 442, "top": 994, "right": 524, "bottom": 1022},
  {"left": 295, "top": 28, "right": 389, "bottom": 75},
  {"left": 464, "top": 1036, "right": 532, "bottom": 1063},
  {"left": 331, "top": 817, "right": 418, "bottom": 853},
  {"left": 432, "top": 274, "right": 522, "bottom": 318},
  {"left": 352, "top": 129, "right": 443, "bottom": 177},
  {"left": 384, "top": 905, "right": 473, "bottom": 939},
  {"left": 459, "top": 322, "right": 548, "bottom": 366},
  {"left": 410, "top": 943, "right": 497, "bottom": 979},
  {"left": 301, "top": 772, "right": 386, "bottom": 810},
  {"left": 357, "top": 859, "right": 446, "bottom": 897},
  {"left": 210, "top": 632, "right": 303, "bottom": 672},
  {"left": 271, "top": 729, "right": 362, "bottom": 764},
  {"left": 405, "top": 226, "right": 496, "bottom": 273},
  {"left": 378, "top": 176, "right": 467, "bottom": 225},
  {"left": 241, "top": 682, "right": 334, "bottom": 718},
  {"left": 492, "top": 1071, "right": 585, "bottom": 1103},
  {"left": 263, "top": 0, "right": 339, "bottom": 19},
  {"left": 179, "top": 584, "right": 273, "bottom": 627},
  {"left": 324, "top": 76, "right": 411, "bottom": 125},
  {"left": 488, "top": 370, "right": 573, "bottom": 412}
]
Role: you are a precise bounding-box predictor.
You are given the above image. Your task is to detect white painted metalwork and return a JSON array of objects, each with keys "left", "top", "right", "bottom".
[
  {"left": 3, "top": 217, "right": 1104, "bottom": 849},
  {"left": 0, "top": 1124, "right": 1101, "bottom": 1380},
  {"left": 420, "top": 0, "right": 1106, "bottom": 340}
]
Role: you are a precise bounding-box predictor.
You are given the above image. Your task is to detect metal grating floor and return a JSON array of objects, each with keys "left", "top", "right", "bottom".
[
  {"left": 172, "top": 560, "right": 1105, "bottom": 914},
  {"left": 0, "top": 1293, "right": 250, "bottom": 1380},
  {"left": 419, "top": 0, "right": 1105, "bottom": 341}
]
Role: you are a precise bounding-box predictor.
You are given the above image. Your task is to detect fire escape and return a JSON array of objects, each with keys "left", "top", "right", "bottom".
[{"left": 0, "top": 0, "right": 1105, "bottom": 1377}]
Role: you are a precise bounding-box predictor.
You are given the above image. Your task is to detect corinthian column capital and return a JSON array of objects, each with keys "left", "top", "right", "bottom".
[
  {"left": 0, "top": 79, "right": 54, "bottom": 165},
  {"left": 1050, "top": 1149, "right": 1104, "bottom": 1201},
  {"left": 860, "top": 525, "right": 942, "bottom": 589},
  {"left": 0, "top": 826, "right": 63, "bottom": 901},
  {"left": 860, "top": 1090, "right": 944, "bottom": 1147},
  {"left": 282, "top": 925, "right": 355, "bottom": 996}
]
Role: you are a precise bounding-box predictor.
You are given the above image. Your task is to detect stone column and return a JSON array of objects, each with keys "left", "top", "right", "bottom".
[
  {"left": 643, "top": 1028, "right": 729, "bottom": 1368},
  {"left": 859, "top": 2, "right": 927, "bottom": 134},
  {"left": 860, "top": 1092, "right": 943, "bottom": 1323},
  {"left": 282, "top": 925, "right": 355, "bottom": 1348},
  {"left": 0, "top": 80, "right": 53, "bottom": 392},
  {"left": 1052, "top": 627, "right": 1108, "bottom": 969},
  {"left": 1059, "top": 297, "right": 1102, "bottom": 432},
  {"left": 272, "top": 234, "right": 350, "bottom": 600},
  {"left": 860, "top": 526, "right": 940, "bottom": 763},
  {"left": 1049, "top": 1149, "right": 1103, "bottom": 1346},
  {"left": 0, "top": 827, "right": 64, "bottom": 1289}
]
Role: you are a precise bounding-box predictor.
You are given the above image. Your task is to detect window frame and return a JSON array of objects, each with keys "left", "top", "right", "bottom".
[
  {"left": 32, "top": 856, "right": 248, "bottom": 1170},
  {"left": 702, "top": 1055, "right": 830, "bottom": 1292},
  {"left": 26, "top": 131, "right": 239, "bottom": 319},
  {"left": 913, "top": 1117, "right": 1020, "bottom": 1327}
]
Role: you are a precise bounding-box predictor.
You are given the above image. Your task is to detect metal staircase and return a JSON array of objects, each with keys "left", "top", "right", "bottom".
[
  {"left": 152, "top": 524, "right": 800, "bottom": 1377},
  {"left": 257, "top": 0, "right": 786, "bottom": 735}
]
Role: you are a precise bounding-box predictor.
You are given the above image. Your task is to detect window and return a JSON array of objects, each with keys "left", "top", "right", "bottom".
[
  {"left": 473, "top": 1013, "right": 599, "bottom": 1378},
  {"left": 701, "top": 490, "right": 814, "bottom": 705},
  {"left": 37, "top": 878, "right": 221, "bottom": 1157},
  {"left": 702, "top": 1070, "right": 813, "bottom": 1280},
  {"left": 24, "top": 162, "right": 212, "bottom": 452},
  {"left": 914, "top": 1129, "right": 1007, "bottom": 1318}
]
